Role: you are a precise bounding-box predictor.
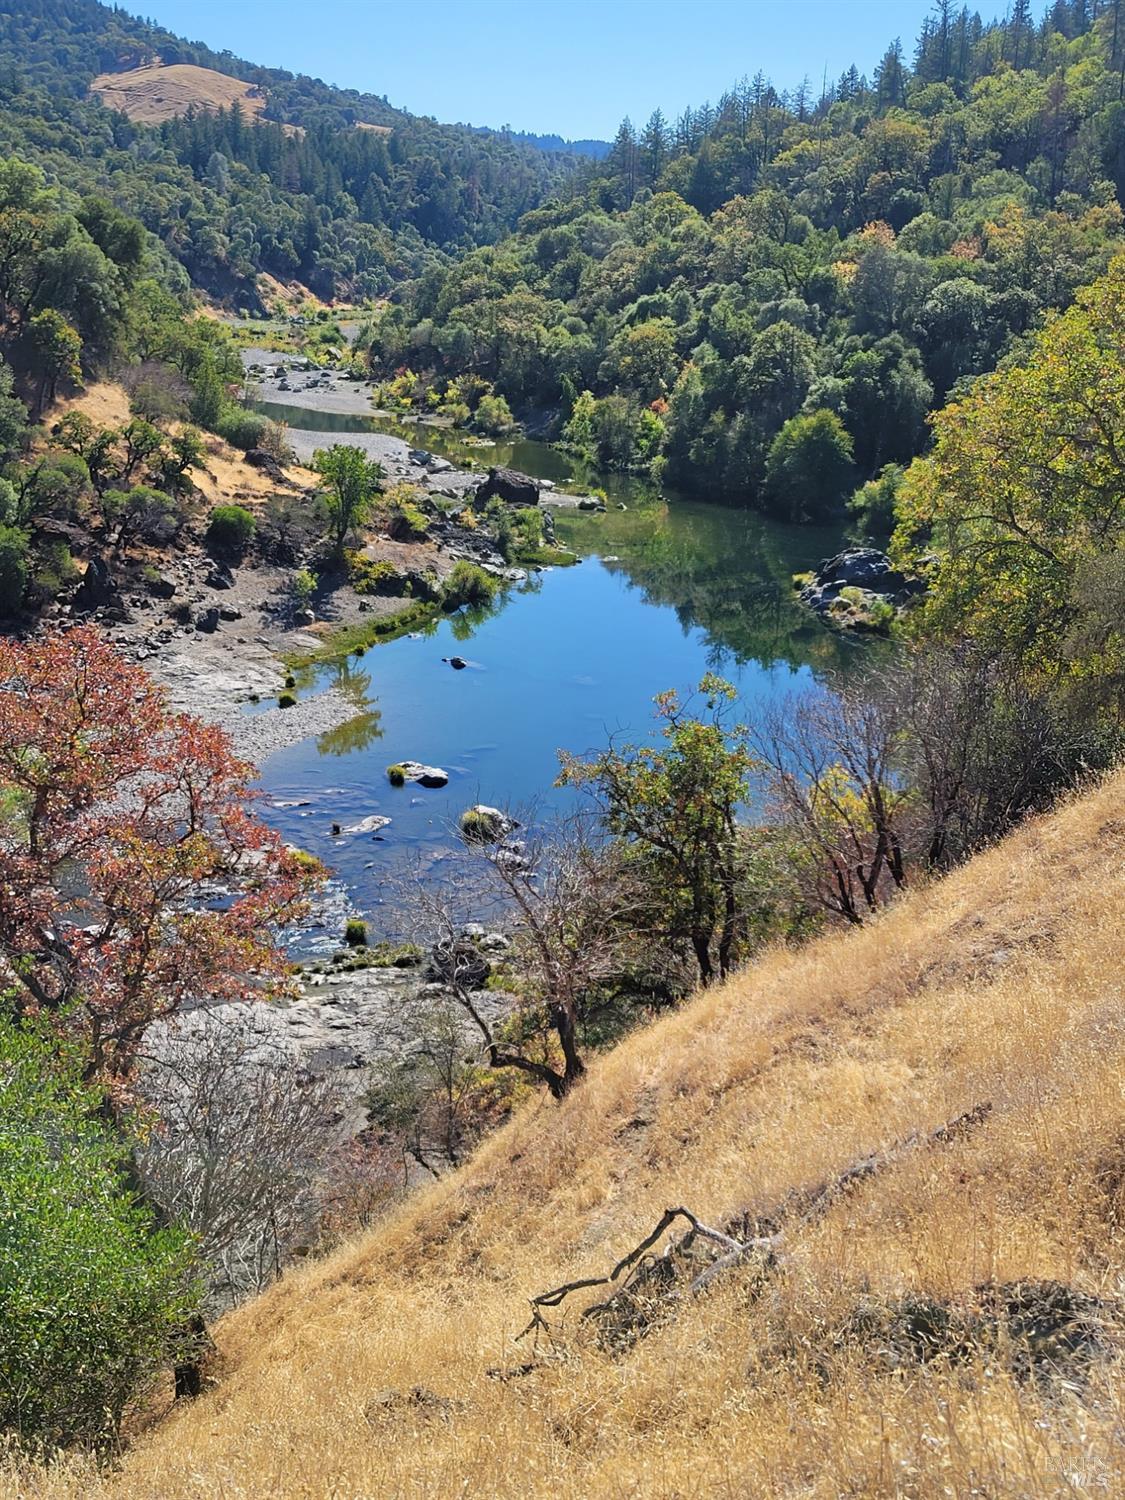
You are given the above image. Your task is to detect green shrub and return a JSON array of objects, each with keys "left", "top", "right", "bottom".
[
  {"left": 291, "top": 568, "right": 318, "bottom": 606},
  {"left": 473, "top": 391, "right": 515, "bottom": 436},
  {"left": 490, "top": 503, "right": 544, "bottom": 562},
  {"left": 213, "top": 404, "right": 267, "bottom": 452},
  {"left": 848, "top": 463, "right": 904, "bottom": 542},
  {"left": 207, "top": 504, "right": 256, "bottom": 554},
  {"left": 345, "top": 918, "right": 368, "bottom": 947},
  {"left": 350, "top": 556, "right": 410, "bottom": 596},
  {"left": 278, "top": 691, "right": 297, "bottom": 708},
  {"left": 28, "top": 539, "right": 81, "bottom": 604},
  {"left": 0, "top": 1021, "right": 197, "bottom": 1450},
  {"left": 387, "top": 503, "right": 430, "bottom": 541},
  {"left": 386, "top": 763, "right": 407, "bottom": 786},
  {"left": 0, "top": 524, "right": 29, "bottom": 613},
  {"left": 442, "top": 560, "right": 499, "bottom": 610}
]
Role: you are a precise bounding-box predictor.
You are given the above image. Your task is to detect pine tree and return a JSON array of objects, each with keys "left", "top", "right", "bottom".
[
  {"left": 609, "top": 116, "right": 638, "bottom": 203},
  {"left": 640, "top": 109, "right": 669, "bottom": 188},
  {"left": 874, "top": 38, "right": 907, "bottom": 111}
]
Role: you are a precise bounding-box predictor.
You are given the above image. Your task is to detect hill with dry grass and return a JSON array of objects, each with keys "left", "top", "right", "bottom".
[
  {"left": 12, "top": 773, "right": 1125, "bottom": 1498},
  {"left": 89, "top": 63, "right": 271, "bottom": 126}
]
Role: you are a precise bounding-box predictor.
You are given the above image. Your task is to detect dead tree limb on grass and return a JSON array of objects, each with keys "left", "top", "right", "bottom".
[{"left": 519, "top": 1102, "right": 992, "bottom": 1350}]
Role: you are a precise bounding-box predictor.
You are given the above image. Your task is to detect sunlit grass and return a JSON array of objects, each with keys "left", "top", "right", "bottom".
[{"left": 8, "top": 772, "right": 1125, "bottom": 1498}]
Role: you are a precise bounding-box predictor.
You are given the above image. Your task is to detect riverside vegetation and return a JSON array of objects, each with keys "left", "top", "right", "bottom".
[{"left": 0, "top": 0, "right": 1122, "bottom": 1491}]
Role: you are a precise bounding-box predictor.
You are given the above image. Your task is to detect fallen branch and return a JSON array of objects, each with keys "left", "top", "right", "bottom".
[{"left": 519, "top": 1101, "right": 992, "bottom": 1348}]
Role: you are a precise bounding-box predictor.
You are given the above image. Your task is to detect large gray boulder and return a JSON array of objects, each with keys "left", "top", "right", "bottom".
[
  {"left": 459, "top": 804, "right": 519, "bottom": 844},
  {"left": 474, "top": 467, "right": 540, "bottom": 508},
  {"left": 799, "top": 548, "right": 924, "bottom": 631},
  {"left": 387, "top": 761, "right": 448, "bottom": 788}
]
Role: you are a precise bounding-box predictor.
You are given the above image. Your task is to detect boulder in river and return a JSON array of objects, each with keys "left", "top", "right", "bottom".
[
  {"left": 339, "top": 814, "right": 392, "bottom": 836},
  {"left": 387, "top": 761, "right": 449, "bottom": 788},
  {"left": 459, "top": 804, "right": 519, "bottom": 844},
  {"left": 798, "top": 547, "right": 925, "bottom": 632},
  {"left": 473, "top": 466, "right": 540, "bottom": 508},
  {"left": 442, "top": 656, "right": 468, "bottom": 670}
]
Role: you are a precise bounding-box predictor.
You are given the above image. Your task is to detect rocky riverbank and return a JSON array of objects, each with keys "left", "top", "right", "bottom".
[
  {"left": 57, "top": 378, "right": 583, "bottom": 764},
  {"left": 245, "top": 353, "right": 605, "bottom": 509}
]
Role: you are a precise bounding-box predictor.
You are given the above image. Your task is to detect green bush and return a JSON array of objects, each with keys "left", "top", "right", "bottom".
[
  {"left": 473, "top": 391, "right": 515, "bottom": 436},
  {"left": 490, "top": 503, "right": 544, "bottom": 562},
  {"left": 442, "top": 560, "right": 499, "bottom": 610},
  {"left": 350, "top": 556, "right": 410, "bottom": 596},
  {"left": 28, "top": 539, "right": 80, "bottom": 604},
  {"left": 0, "top": 524, "right": 29, "bottom": 613},
  {"left": 207, "top": 504, "right": 256, "bottom": 554},
  {"left": 278, "top": 691, "right": 297, "bottom": 708},
  {"left": 291, "top": 568, "right": 318, "bottom": 606},
  {"left": 848, "top": 463, "right": 904, "bottom": 542},
  {"left": 213, "top": 404, "right": 268, "bottom": 452},
  {"left": 344, "top": 918, "right": 368, "bottom": 947},
  {"left": 386, "top": 763, "right": 407, "bottom": 786},
  {"left": 387, "top": 503, "right": 430, "bottom": 541},
  {"left": 0, "top": 1021, "right": 197, "bottom": 1450}
]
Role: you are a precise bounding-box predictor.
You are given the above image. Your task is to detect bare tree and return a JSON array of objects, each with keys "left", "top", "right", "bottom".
[
  {"left": 872, "top": 643, "right": 1119, "bottom": 869},
  {"left": 135, "top": 1007, "right": 345, "bottom": 1312},
  {"left": 752, "top": 685, "right": 911, "bottom": 925},
  {"left": 401, "top": 818, "right": 643, "bottom": 1099},
  {"left": 365, "top": 994, "right": 493, "bottom": 1177}
]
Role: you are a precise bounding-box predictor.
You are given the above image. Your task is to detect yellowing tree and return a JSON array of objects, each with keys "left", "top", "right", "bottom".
[{"left": 892, "top": 253, "right": 1125, "bottom": 683}]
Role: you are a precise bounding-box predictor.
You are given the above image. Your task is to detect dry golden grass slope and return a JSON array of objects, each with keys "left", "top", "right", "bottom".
[
  {"left": 13, "top": 774, "right": 1125, "bottom": 1499},
  {"left": 52, "top": 382, "right": 319, "bottom": 505},
  {"left": 89, "top": 64, "right": 269, "bottom": 126}
]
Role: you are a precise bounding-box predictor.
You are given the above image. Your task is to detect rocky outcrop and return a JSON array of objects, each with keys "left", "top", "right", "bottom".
[
  {"left": 798, "top": 548, "right": 924, "bottom": 632},
  {"left": 474, "top": 467, "right": 540, "bottom": 508},
  {"left": 338, "top": 814, "right": 392, "bottom": 836},
  {"left": 71, "top": 555, "right": 118, "bottom": 614},
  {"left": 244, "top": 447, "right": 286, "bottom": 481}
]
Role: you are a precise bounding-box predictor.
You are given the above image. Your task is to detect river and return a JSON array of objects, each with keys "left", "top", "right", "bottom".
[{"left": 248, "top": 396, "right": 856, "bottom": 941}]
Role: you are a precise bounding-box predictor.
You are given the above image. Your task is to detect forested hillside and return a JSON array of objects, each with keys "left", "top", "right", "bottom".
[
  {"left": 371, "top": 0, "right": 1125, "bottom": 516},
  {"left": 0, "top": 0, "right": 581, "bottom": 300}
]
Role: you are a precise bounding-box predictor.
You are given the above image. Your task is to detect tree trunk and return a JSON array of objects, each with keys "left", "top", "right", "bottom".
[
  {"left": 552, "top": 1003, "right": 587, "bottom": 1094},
  {"left": 691, "top": 931, "right": 714, "bottom": 985}
]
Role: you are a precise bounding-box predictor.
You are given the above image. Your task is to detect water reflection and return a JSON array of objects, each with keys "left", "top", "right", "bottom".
[{"left": 252, "top": 398, "right": 851, "bottom": 674}]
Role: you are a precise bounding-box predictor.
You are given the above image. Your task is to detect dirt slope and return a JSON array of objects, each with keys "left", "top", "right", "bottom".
[{"left": 13, "top": 773, "right": 1125, "bottom": 1498}]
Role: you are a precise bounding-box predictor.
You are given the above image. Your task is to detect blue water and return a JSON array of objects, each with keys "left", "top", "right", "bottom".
[
  {"left": 260, "top": 553, "right": 839, "bottom": 937},
  {"left": 247, "top": 398, "right": 857, "bottom": 939}
]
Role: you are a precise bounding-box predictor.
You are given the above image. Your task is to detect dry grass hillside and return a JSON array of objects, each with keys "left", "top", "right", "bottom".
[
  {"left": 12, "top": 774, "right": 1125, "bottom": 1498},
  {"left": 89, "top": 64, "right": 278, "bottom": 128},
  {"left": 52, "top": 382, "right": 319, "bottom": 505}
]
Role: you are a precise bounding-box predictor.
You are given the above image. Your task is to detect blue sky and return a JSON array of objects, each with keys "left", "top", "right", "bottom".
[{"left": 144, "top": 0, "right": 945, "bottom": 141}]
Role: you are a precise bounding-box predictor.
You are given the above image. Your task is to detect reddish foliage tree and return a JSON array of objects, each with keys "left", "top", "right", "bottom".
[{"left": 0, "top": 626, "right": 320, "bottom": 1078}]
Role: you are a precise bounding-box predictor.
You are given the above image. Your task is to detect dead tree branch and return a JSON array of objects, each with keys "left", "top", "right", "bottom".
[{"left": 520, "top": 1102, "right": 992, "bottom": 1347}]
